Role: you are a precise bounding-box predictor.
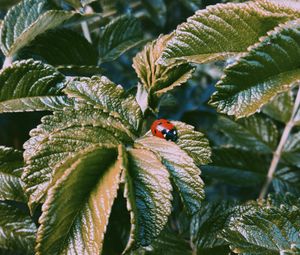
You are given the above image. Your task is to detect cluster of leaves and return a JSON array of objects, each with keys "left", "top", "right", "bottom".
[{"left": 1, "top": 0, "right": 300, "bottom": 255}]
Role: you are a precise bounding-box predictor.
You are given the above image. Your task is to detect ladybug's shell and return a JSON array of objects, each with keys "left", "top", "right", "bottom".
[{"left": 151, "top": 119, "right": 176, "bottom": 140}]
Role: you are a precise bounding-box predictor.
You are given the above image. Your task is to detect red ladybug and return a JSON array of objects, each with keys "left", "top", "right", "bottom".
[{"left": 151, "top": 119, "right": 178, "bottom": 142}]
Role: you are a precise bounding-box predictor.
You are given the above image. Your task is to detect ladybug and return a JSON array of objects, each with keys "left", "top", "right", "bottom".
[{"left": 151, "top": 119, "right": 178, "bottom": 142}]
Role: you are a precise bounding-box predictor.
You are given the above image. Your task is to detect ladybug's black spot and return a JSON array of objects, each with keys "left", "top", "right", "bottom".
[
  {"left": 165, "top": 128, "right": 178, "bottom": 142},
  {"left": 154, "top": 130, "right": 157, "bottom": 134},
  {"left": 167, "top": 121, "right": 171, "bottom": 124},
  {"left": 161, "top": 129, "right": 167, "bottom": 134},
  {"left": 158, "top": 122, "right": 162, "bottom": 125}
]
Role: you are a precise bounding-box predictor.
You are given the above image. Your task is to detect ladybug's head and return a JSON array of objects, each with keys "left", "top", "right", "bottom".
[{"left": 165, "top": 128, "right": 178, "bottom": 142}]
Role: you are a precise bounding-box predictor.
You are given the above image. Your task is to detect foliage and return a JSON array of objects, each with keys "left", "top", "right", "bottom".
[{"left": 1, "top": 0, "right": 300, "bottom": 254}]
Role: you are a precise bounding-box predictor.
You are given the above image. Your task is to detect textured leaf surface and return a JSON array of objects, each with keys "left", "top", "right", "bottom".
[
  {"left": 160, "top": 0, "right": 300, "bottom": 64},
  {"left": 211, "top": 19, "right": 300, "bottom": 117},
  {"left": 262, "top": 91, "right": 293, "bottom": 123},
  {"left": 18, "top": 28, "right": 98, "bottom": 66},
  {"left": 0, "top": 0, "right": 76, "bottom": 56},
  {"left": 99, "top": 15, "right": 144, "bottom": 63},
  {"left": 36, "top": 145, "right": 123, "bottom": 255},
  {"left": 217, "top": 115, "right": 278, "bottom": 153},
  {"left": 0, "top": 146, "right": 26, "bottom": 202},
  {"left": 222, "top": 206, "right": 300, "bottom": 254},
  {"left": 135, "top": 136, "right": 204, "bottom": 214},
  {"left": 64, "top": 76, "right": 142, "bottom": 132},
  {"left": 0, "top": 202, "right": 36, "bottom": 255},
  {"left": 23, "top": 105, "right": 133, "bottom": 210},
  {"left": 133, "top": 35, "right": 194, "bottom": 99},
  {"left": 201, "top": 147, "right": 268, "bottom": 186},
  {"left": 124, "top": 148, "right": 172, "bottom": 251},
  {"left": 0, "top": 59, "right": 65, "bottom": 113}
]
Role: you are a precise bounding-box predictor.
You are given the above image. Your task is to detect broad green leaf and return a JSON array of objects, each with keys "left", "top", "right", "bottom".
[
  {"left": 221, "top": 206, "right": 300, "bottom": 254},
  {"left": 18, "top": 28, "right": 98, "bottom": 66},
  {"left": 262, "top": 91, "right": 293, "bottom": 123},
  {"left": 133, "top": 35, "right": 194, "bottom": 101},
  {"left": 210, "top": 19, "right": 300, "bottom": 118},
  {"left": 0, "top": 202, "right": 36, "bottom": 255},
  {"left": 64, "top": 76, "right": 142, "bottom": 132},
  {"left": 217, "top": 115, "right": 279, "bottom": 153},
  {"left": 135, "top": 136, "right": 204, "bottom": 215},
  {"left": 98, "top": 15, "right": 144, "bottom": 63},
  {"left": 142, "top": 0, "right": 167, "bottom": 27},
  {"left": 159, "top": 0, "right": 300, "bottom": 65},
  {"left": 56, "top": 65, "right": 103, "bottom": 77},
  {"left": 0, "top": 0, "right": 76, "bottom": 56},
  {"left": 0, "top": 146, "right": 26, "bottom": 202},
  {"left": 201, "top": 147, "right": 268, "bottom": 186},
  {"left": 273, "top": 166, "right": 300, "bottom": 193},
  {"left": 0, "top": 59, "right": 65, "bottom": 113},
  {"left": 283, "top": 131, "right": 300, "bottom": 167},
  {"left": 124, "top": 148, "right": 172, "bottom": 252},
  {"left": 22, "top": 105, "right": 133, "bottom": 210},
  {"left": 36, "top": 145, "right": 124, "bottom": 255}
]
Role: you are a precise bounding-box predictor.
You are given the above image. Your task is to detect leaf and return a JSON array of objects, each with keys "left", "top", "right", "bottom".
[
  {"left": 0, "top": 59, "right": 65, "bottom": 113},
  {"left": 22, "top": 104, "right": 133, "bottom": 210},
  {"left": 133, "top": 35, "right": 194, "bottom": 101},
  {"left": 159, "top": 0, "right": 300, "bottom": 65},
  {"left": 142, "top": 0, "right": 167, "bottom": 27},
  {"left": 210, "top": 19, "right": 300, "bottom": 118},
  {"left": 273, "top": 166, "right": 300, "bottom": 193},
  {"left": 0, "top": 146, "right": 26, "bottom": 202},
  {"left": 217, "top": 115, "right": 279, "bottom": 153},
  {"left": 0, "top": 0, "right": 76, "bottom": 56},
  {"left": 221, "top": 206, "right": 300, "bottom": 254},
  {"left": 201, "top": 147, "right": 268, "bottom": 186},
  {"left": 262, "top": 91, "right": 293, "bottom": 123},
  {"left": 36, "top": 145, "right": 124, "bottom": 255},
  {"left": 124, "top": 148, "right": 172, "bottom": 252},
  {"left": 282, "top": 131, "right": 300, "bottom": 167},
  {"left": 0, "top": 202, "right": 37, "bottom": 255},
  {"left": 18, "top": 28, "right": 98, "bottom": 66},
  {"left": 135, "top": 136, "right": 204, "bottom": 215},
  {"left": 64, "top": 76, "right": 142, "bottom": 132},
  {"left": 98, "top": 15, "right": 144, "bottom": 63}
]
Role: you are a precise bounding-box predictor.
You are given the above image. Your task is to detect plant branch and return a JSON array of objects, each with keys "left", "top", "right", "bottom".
[
  {"left": 80, "top": 6, "right": 93, "bottom": 43},
  {"left": 259, "top": 85, "right": 300, "bottom": 199},
  {"left": 3, "top": 56, "right": 13, "bottom": 69}
]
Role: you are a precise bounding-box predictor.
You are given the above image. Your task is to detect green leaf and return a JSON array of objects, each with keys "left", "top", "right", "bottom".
[
  {"left": 36, "top": 145, "right": 124, "bottom": 255},
  {"left": 273, "top": 166, "right": 300, "bottom": 193},
  {"left": 201, "top": 147, "right": 268, "bottom": 186},
  {"left": 135, "top": 136, "right": 204, "bottom": 215},
  {"left": 0, "top": 146, "right": 26, "bottom": 202},
  {"left": 0, "top": 59, "right": 65, "bottom": 113},
  {"left": 18, "top": 28, "right": 98, "bottom": 66},
  {"left": 159, "top": 0, "right": 300, "bottom": 65},
  {"left": 282, "top": 131, "right": 300, "bottom": 167},
  {"left": 133, "top": 35, "right": 194, "bottom": 102},
  {"left": 262, "top": 91, "right": 294, "bottom": 123},
  {"left": 64, "top": 76, "right": 142, "bottom": 132},
  {"left": 98, "top": 15, "right": 144, "bottom": 63},
  {"left": 22, "top": 104, "right": 133, "bottom": 210},
  {"left": 210, "top": 19, "right": 300, "bottom": 118},
  {"left": 221, "top": 206, "right": 300, "bottom": 254},
  {"left": 0, "top": 0, "right": 76, "bottom": 56},
  {"left": 56, "top": 65, "right": 103, "bottom": 77},
  {"left": 142, "top": 0, "right": 167, "bottom": 27},
  {"left": 0, "top": 202, "right": 36, "bottom": 255},
  {"left": 124, "top": 148, "right": 172, "bottom": 252},
  {"left": 217, "top": 115, "right": 279, "bottom": 153}
]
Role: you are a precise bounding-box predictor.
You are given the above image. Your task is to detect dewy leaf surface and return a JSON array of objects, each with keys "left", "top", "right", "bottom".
[
  {"left": 133, "top": 35, "right": 194, "bottom": 98},
  {"left": 18, "top": 28, "right": 98, "bottom": 66},
  {"left": 98, "top": 15, "right": 144, "bottom": 63},
  {"left": 0, "top": 59, "right": 65, "bottom": 113},
  {"left": 0, "top": 0, "right": 76, "bottom": 56},
  {"left": 64, "top": 76, "right": 142, "bottom": 132},
  {"left": 221, "top": 206, "right": 300, "bottom": 254},
  {"left": 0, "top": 146, "right": 26, "bottom": 202},
  {"left": 217, "top": 115, "right": 279, "bottom": 153},
  {"left": 22, "top": 104, "right": 132, "bottom": 210},
  {"left": 0, "top": 202, "right": 36, "bottom": 255},
  {"left": 135, "top": 136, "right": 204, "bottom": 215},
  {"left": 160, "top": 0, "right": 300, "bottom": 64},
  {"left": 211, "top": 19, "right": 300, "bottom": 118},
  {"left": 124, "top": 148, "right": 172, "bottom": 252},
  {"left": 36, "top": 145, "right": 123, "bottom": 255}
]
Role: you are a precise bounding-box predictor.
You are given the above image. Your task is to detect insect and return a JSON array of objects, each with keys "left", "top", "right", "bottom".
[{"left": 151, "top": 119, "right": 178, "bottom": 142}]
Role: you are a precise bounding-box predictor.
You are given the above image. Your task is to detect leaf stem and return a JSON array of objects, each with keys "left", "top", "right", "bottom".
[
  {"left": 259, "top": 86, "right": 300, "bottom": 199},
  {"left": 2, "top": 56, "right": 13, "bottom": 69},
  {"left": 80, "top": 6, "right": 92, "bottom": 43}
]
